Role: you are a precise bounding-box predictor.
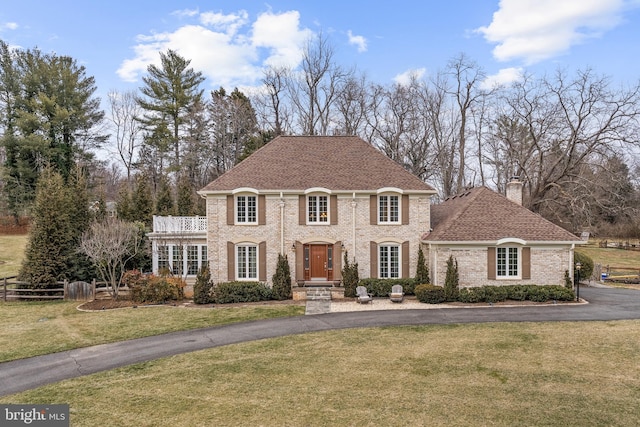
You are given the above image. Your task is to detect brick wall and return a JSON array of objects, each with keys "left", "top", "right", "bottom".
[
  {"left": 427, "top": 245, "right": 572, "bottom": 287},
  {"left": 206, "top": 193, "right": 432, "bottom": 284}
]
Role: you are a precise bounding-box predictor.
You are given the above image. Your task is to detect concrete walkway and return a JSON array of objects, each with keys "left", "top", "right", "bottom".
[{"left": 1, "top": 286, "right": 638, "bottom": 397}]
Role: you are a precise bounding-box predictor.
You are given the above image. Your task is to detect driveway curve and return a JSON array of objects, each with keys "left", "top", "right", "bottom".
[{"left": 1, "top": 286, "right": 638, "bottom": 397}]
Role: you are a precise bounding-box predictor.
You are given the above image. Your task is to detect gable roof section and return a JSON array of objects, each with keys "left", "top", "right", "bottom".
[
  {"left": 426, "top": 186, "right": 582, "bottom": 243},
  {"left": 199, "top": 136, "right": 436, "bottom": 193}
]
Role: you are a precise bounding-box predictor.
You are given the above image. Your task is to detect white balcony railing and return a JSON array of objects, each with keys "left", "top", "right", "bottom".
[{"left": 152, "top": 216, "right": 207, "bottom": 234}]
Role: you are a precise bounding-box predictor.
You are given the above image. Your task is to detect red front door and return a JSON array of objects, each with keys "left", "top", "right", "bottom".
[{"left": 310, "top": 245, "right": 327, "bottom": 279}]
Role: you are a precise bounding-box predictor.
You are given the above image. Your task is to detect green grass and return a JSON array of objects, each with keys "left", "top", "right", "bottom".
[
  {"left": 0, "top": 300, "right": 304, "bottom": 362},
  {"left": 0, "top": 234, "right": 27, "bottom": 278},
  {"left": 2, "top": 321, "right": 639, "bottom": 426}
]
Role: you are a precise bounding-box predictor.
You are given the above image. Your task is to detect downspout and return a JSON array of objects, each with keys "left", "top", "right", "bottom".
[
  {"left": 351, "top": 193, "right": 357, "bottom": 260},
  {"left": 570, "top": 243, "right": 575, "bottom": 280},
  {"left": 280, "top": 192, "right": 285, "bottom": 254}
]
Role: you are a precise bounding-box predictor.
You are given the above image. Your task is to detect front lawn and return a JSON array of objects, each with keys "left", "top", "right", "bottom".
[{"left": 2, "top": 320, "right": 639, "bottom": 426}]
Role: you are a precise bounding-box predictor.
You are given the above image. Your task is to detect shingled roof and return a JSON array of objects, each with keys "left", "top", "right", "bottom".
[
  {"left": 425, "top": 186, "right": 582, "bottom": 243},
  {"left": 199, "top": 136, "right": 436, "bottom": 193}
]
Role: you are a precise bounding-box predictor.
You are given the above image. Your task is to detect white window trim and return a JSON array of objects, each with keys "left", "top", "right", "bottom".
[
  {"left": 378, "top": 193, "right": 401, "bottom": 224},
  {"left": 379, "top": 243, "right": 401, "bottom": 279},
  {"left": 307, "top": 193, "right": 330, "bottom": 225},
  {"left": 236, "top": 244, "right": 258, "bottom": 281},
  {"left": 497, "top": 246, "right": 521, "bottom": 279},
  {"left": 235, "top": 194, "right": 258, "bottom": 225},
  {"left": 156, "top": 244, "right": 208, "bottom": 277}
]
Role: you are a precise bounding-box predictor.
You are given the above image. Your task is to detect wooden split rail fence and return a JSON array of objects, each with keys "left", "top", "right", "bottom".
[{"left": 1, "top": 277, "right": 117, "bottom": 301}]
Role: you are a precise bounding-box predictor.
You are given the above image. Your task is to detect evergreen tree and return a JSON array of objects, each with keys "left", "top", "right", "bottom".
[
  {"left": 20, "top": 169, "right": 75, "bottom": 286},
  {"left": 415, "top": 245, "right": 430, "bottom": 284},
  {"left": 176, "top": 173, "right": 194, "bottom": 215},
  {"left": 131, "top": 174, "right": 153, "bottom": 227},
  {"left": 65, "top": 168, "right": 96, "bottom": 280},
  {"left": 193, "top": 264, "right": 213, "bottom": 304},
  {"left": 116, "top": 184, "right": 133, "bottom": 221},
  {"left": 341, "top": 251, "right": 360, "bottom": 298},
  {"left": 271, "top": 254, "right": 292, "bottom": 300},
  {"left": 0, "top": 43, "right": 106, "bottom": 216},
  {"left": 136, "top": 49, "right": 205, "bottom": 171},
  {"left": 155, "top": 176, "right": 174, "bottom": 216},
  {"left": 444, "top": 255, "right": 459, "bottom": 301}
]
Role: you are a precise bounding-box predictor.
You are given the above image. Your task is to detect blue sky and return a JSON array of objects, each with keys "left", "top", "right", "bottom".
[{"left": 1, "top": 0, "right": 639, "bottom": 100}]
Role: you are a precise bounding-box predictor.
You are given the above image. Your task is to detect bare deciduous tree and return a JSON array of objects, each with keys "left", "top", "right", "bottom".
[
  {"left": 107, "top": 90, "right": 142, "bottom": 182},
  {"left": 80, "top": 218, "right": 143, "bottom": 299}
]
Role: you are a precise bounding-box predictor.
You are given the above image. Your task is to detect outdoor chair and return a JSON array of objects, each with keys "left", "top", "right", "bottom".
[
  {"left": 356, "top": 286, "right": 373, "bottom": 304},
  {"left": 389, "top": 284, "right": 404, "bottom": 303}
]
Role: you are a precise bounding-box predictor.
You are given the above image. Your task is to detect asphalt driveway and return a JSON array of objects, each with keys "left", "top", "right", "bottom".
[{"left": 1, "top": 286, "right": 638, "bottom": 397}]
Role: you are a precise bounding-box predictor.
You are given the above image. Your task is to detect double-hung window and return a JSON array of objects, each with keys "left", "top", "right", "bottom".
[
  {"left": 497, "top": 247, "right": 519, "bottom": 278},
  {"left": 379, "top": 244, "right": 400, "bottom": 278},
  {"left": 308, "top": 195, "right": 328, "bottom": 223},
  {"left": 236, "top": 195, "right": 257, "bottom": 224},
  {"left": 237, "top": 245, "right": 258, "bottom": 280},
  {"left": 379, "top": 195, "right": 399, "bottom": 223}
]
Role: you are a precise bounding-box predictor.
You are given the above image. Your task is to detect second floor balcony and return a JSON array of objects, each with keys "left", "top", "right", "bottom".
[{"left": 151, "top": 215, "right": 207, "bottom": 235}]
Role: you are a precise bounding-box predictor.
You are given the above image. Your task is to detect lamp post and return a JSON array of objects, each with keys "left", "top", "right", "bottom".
[{"left": 575, "top": 262, "right": 582, "bottom": 302}]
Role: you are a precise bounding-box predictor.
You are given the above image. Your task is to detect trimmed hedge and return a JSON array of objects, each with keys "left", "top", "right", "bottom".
[
  {"left": 358, "top": 278, "right": 418, "bottom": 297},
  {"left": 415, "top": 284, "right": 446, "bottom": 304},
  {"left": 457, "top": 285, "right": 575, "bottom": 304},
  {"left": 212, "top": 281, "right": 272, "bottom": 304},
  {"left": 124, "top": 271, "right": 186, "bottom": 304}
]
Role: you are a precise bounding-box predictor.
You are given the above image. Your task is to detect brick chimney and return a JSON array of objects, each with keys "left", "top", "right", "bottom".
[{"left": 506, "top": 177, "right": 523, "bottom": 205}]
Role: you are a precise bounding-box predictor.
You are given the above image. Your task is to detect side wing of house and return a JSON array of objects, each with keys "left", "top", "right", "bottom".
[{"left": 425, "top": 241, "right": 576, "bottom": 287}]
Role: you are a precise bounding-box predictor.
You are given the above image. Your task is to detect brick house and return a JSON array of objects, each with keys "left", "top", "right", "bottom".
[
  {"left": 197, "top": 135, "right": 436, "bottom": 288},
  {"left": 196, "top": 135, "right": 583, "bottom": 293}
]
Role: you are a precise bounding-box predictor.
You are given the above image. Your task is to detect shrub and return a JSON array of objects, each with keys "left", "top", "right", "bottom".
[
  {"left": 342, "top": 251, "right": 360, "bottom": 298},
  {"left": 482, "top": 285, "right": 508, "bottom": 303},
  {"left": 271, "top": 254, "right": 292, "bottom": 300},
  {"left": 358, "top": 278, "right": 418, "bottom": 297},
  {"left": 415, "top": 284, "right": 446, "bottom": 304},
  {"left": 574, "top": 251, "right": 594, "bottom": 281},
  {"left": 212, "top": 281, "right": 272, "bottom": 304},
  {"left": 457, "top": 284, "right": 575, "bottom": 303},
  {"left": 457, "top": 287, "right": 485, "bottom": 303},
  {"left": 415, "top": 245, "right": 430, "bottom": 284},
  {"left": 443, "top": 255, "right": 459, "bottom": 301},
  {"left": 129, "top": 274, "right": 185, "bottom": 303},
  {"left": 193, "top": 265, "right": 213, "bottom": 304}
]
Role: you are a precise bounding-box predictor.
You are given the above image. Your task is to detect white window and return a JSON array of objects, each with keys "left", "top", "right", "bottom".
[
  {"left": 497, "top": 247, "right": 519, "bottom": 278},
  {"left": 158, "top": 245, "right": 170, "bottom": 273},
  {"left": 237, "top": 245, "right": 258, "bottom": 280},
  {"left": 236, "top": 195, "right": 257, "bottom": 224},
  {"left": 156, "top": 244, "right": 208, "bottom": 277},
  {"left": 308, "top": 195, "right": 329, "bottom": 223},
  {"left": 379, "top": 244, "right": 400, "bottom": 278},
  {"left": 172, "top": 245, "right": 183, "bottom": 276},
  {"left": 379, "top": 195, "right": 399, "bottom": 223}
]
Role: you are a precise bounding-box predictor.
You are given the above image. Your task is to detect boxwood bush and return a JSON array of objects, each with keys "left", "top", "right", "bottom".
[
  {"left": 358, "top": 278, "right": 418, "bottom": 297},
  {"left": 457, "top": 285, "right": 574, "bottom": 304},
  {"left": 415, "top": 284, "right": 446, "bottom": 304},
  {"left": 212, "top": 281, "right": 272, "bottom": 304}
]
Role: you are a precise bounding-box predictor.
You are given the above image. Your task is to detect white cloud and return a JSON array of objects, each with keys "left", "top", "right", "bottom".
[
  {"left": 347, "top": 30, "right": 367, "bottom": 52},
  {"left": 477, "top": 0, "right": 629, "bottom": 64},
  {"left": 1, "top": 22, "right": 19, "bottom": 31},
  {"left": 481, "top": 67, "right": 524, "bottom": 90},
  {"left": 393, "top": 68, "right": 426, "bottom": 86},
  {"left": 251, "top": 10, "right": 312, "bottom": 68},
  {"left": 171, "top": 8, "right": 200, "bottom": 18},
  {"left": 117, "top": 9, "right": 311, "bottom": 88}
]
